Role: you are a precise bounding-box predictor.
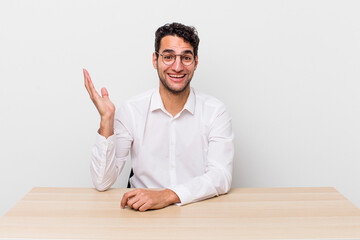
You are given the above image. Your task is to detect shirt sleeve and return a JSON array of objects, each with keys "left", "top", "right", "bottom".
[
  {"left": 169, "top": 106, "right": 234, "bottom": 205},
  {"left": 90, "top": 104, "right": 133, "bottom": 191}
]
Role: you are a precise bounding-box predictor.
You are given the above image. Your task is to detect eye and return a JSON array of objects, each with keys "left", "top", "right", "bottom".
[
  {"left": 183, "top": 55, "right": 193, "bottom": 62},
  {"left": 163, "top": 54, "right": 174, "bottom": 60}
]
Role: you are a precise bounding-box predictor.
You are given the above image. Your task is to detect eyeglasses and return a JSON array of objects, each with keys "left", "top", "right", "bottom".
[{"left": 156, "top": 51, "right": 195, "bottom": 66}]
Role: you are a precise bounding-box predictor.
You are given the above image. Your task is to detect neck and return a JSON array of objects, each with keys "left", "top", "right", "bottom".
[{"left": 159, "top": 84, "right": 190, "bottom": 117}]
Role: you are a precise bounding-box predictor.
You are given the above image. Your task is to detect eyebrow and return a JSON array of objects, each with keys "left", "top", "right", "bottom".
[{"left": 162, "top": 49, "right": 194, "bottom": 55}]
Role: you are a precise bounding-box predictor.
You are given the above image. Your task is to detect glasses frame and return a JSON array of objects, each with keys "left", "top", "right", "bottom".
[{"left": 155, "top": 51, "right": 195, "bottom": 66}]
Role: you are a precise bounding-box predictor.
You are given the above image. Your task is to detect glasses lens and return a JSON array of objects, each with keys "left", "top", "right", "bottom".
[
  {"left": 160, "top": 52, "right": 194, "bottom": 66},
  {"left": 181, "top": 54, "right": 194, "bottom": 66},
  {"left": 162, "top": 53, "right": 175, "bottom": 65}
]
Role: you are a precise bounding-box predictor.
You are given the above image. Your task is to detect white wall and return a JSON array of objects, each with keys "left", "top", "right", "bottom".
[{"left": 1, "top": 0, "right": 359, "bottom": 217}]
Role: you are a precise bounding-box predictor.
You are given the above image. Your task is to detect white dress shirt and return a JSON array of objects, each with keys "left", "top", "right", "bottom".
[{"left": 91, "top": 87, "right": 234, "bottom": 205}]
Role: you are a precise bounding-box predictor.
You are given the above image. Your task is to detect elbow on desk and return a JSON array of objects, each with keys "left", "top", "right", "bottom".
[
  {"left": 222, "top": 176, "right": 232, "bottom": 195},
  {"left": 206, "top": 171, "right": 232, "bottom": 198},
  {"left": 90, "top": 164, "right": 116, "bottom": 192},
  {"left": 92, "top": 174, "right": 116, "bottom": 192},
  {"left": 216, "top": 169, "right": 232, "bottom": 195},
  {"left": 94, "top": 184, "right": 109, "bottom": 192},
  {"left": 91, "top": 173, "right": 113, "bottom": 192}
]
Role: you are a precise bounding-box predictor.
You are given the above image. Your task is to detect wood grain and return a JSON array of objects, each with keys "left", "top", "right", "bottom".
[{"left": 0, "top": 187, "right": 359, "bottom": 239}]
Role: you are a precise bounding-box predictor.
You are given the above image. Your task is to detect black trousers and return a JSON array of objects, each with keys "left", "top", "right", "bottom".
[{"left": 127, "top": 168, "right": 134, "bottom": 188}]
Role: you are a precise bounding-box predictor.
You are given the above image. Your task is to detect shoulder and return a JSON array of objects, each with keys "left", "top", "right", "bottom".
[
  {"left": 193, "top": 88, "right": 226, "bottom": 111},
  {"left": 192, "top": 88, "right": 232, "bottom": 128}
]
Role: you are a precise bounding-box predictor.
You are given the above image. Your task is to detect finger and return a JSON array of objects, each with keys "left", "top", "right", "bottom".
[
  {"left": 83, "top": 69, "right": 93, "bottom": 98},
  {"left": 121, "top": 190, "right": 139, "bottom": 209},
  {"left": 84, "top": 69, "right": 99, "bottom": 100},
  {"left": 139, "top": 202, "right": 151, "bottom": 212},
  {"left": 84, "top": 69, "right": 101, "bottom": 99},
  {"left": 126, "top": 196, "right": 141, "bottom": 208},
  {"left": 101, "top": 88, "right": 110, "bottom": 99},
  {"left": 132, "top": 199, "right": 146, "bottom": 210}
]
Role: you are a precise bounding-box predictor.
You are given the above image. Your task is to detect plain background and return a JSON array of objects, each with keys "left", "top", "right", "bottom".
[{"left": 1, "top": 0, "right": 360, "bottom": 217}]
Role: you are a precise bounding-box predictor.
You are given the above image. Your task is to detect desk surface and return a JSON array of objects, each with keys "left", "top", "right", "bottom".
[{"left": 0, "top": 187, "right": 360, "bottom": 239}]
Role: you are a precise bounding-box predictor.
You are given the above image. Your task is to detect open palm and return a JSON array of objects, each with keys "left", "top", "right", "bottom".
[{"left": 83, "top": 68, "right": 115, "bottom": 119}]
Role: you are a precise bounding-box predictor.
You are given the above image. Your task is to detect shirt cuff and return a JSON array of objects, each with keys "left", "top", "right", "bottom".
[
  {"left": 95, "top": 131, "right": 115, "bottom": 152},
  {"left": 168, "top": 184, "right": 193, "bottom": 206}
]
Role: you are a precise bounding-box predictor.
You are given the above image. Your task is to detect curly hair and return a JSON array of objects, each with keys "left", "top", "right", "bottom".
[{"left": 155, "top": 22, "right": 200, "bottom": 58}]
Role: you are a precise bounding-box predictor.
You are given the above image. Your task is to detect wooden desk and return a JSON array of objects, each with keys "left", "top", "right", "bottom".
[{"left": 0, "top": 187, "right": 360, "bottom": 239}]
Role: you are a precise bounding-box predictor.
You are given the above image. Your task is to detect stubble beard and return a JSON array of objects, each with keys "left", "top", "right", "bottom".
[{"left": 157, "top": 65, "right": 193, "bottom": 95}]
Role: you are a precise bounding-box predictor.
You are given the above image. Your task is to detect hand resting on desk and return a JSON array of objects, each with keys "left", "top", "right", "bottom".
[{"left": 121, "top": 189, "right": 180, "bottom": 211}]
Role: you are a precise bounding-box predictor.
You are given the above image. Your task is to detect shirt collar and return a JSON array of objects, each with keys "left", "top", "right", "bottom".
[
  {"left": 150, "top": 88, "right": 196, "bottom": 115},
  {"left": 150, "top": 89, "right": 164, "bottom": 112},
  {"left": 183, "top": 88, "right": 195, "bottom": 115}
]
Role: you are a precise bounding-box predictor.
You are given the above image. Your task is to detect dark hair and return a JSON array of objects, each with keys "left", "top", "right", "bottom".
[{"left": 155, "top": 22, "right": 200, "bottom": 58}]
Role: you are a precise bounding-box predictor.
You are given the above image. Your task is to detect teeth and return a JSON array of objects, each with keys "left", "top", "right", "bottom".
[{"left": 169, "top": 74, "right": 185, "bottom": 78}]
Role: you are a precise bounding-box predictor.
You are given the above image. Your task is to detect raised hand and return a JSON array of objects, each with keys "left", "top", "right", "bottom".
[{"left": 83, "top": 68, "right": 115, "bottom": 138}]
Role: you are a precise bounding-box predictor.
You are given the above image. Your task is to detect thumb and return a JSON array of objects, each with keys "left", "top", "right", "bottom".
[{"left": 101, "top": 88, "right": 109, "bottom": 98}]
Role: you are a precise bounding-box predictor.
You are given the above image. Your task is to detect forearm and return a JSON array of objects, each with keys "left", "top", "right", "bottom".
[
  {"left": 91, "top": 134, "right": 124, "bottom": 191},
  {"left": 170, "top": 166, "right": 232, "bottom": 205}
]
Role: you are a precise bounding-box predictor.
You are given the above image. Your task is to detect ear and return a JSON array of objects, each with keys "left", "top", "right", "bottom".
[
  {"left": 194, "top": 55, "right": 199, "bottom": 70},
  {"left": 152, "top": 52, "right": 158, "bottom": 69}
]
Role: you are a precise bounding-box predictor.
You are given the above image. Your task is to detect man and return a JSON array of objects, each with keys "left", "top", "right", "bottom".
[{"left": 83, "top": 22, "right": 234, "bottom": 212}]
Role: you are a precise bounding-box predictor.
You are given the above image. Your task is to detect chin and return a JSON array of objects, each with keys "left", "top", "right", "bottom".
[
  {"left": 168, "top": 84, "right": 190, "bottom": 94},
  {"left": 159, "top": 74, "right": 192, "bottom": 94}
]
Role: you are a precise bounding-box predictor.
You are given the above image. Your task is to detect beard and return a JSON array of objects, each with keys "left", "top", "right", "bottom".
[
  {"left": 158, "top": 74, "right": 192, "bottom": 95},
  {"left": 157, "top": 65, "right": 193, "bottom": 95}
]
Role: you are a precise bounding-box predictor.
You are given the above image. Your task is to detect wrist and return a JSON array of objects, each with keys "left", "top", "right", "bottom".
[
  {"left": 164, "top": 189, "right": 180, "bottom": 205},
  {"left": 100, "top": 115, "right": 114, "bottom": 123},
  {"left": 99, "top": 118, "right": 114, "bottom": 138}
]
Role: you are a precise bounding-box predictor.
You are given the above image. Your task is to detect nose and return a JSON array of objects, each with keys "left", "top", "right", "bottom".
[{"left": 171, "top": 55, "right": 184, "bottom": 72}]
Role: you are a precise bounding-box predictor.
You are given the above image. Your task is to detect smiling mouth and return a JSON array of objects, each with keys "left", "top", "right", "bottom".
[{"left": 168, "top": 74, "right": 186, "bottom": 78}]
